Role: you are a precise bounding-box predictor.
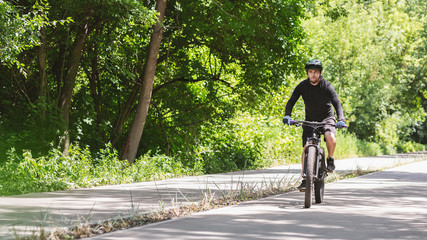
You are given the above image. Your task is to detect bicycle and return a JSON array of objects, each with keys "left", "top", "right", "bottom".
[{"left": 290, "top": 120, "right": 347, "bottom": 208}]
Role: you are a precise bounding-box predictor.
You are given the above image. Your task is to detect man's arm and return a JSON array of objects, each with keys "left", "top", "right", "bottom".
[
  {"left": 285, "top": 84, "right": 302, "bottom": 116},
  {"left": 328, "top": 85, "right": 345, "bottom": 122}
]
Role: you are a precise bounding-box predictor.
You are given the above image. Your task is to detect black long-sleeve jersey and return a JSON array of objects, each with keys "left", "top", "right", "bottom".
[{"left": 285, "top": 76, "right": 345, "bottom": 122}]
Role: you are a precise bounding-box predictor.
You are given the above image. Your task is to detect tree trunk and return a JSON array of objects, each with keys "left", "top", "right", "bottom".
[
  {"left": 57, "top": 21, "right": 92, "bottom": 155},
  {"left": 111, "top": 82, "right": 140, "bottom": 146},
  {"left": 88, "top": 40, "right": 105, "bottom": 141},
  {"left": 38, "top": 25, "right": 48, "bottom": 127},
  {"left": 121, "top": 0, "right": 167, "bottom": 164},
  {"left": 38, "top": 26, "right": 48, "bottom": 100}
]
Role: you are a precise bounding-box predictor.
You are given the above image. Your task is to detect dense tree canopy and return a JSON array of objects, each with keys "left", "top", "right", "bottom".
[
  {"left": 0, "top": 0, "right": 307, "bottom": 160},
  {"left": 0, "top": 0, "right": 425, "bottom": 170}
]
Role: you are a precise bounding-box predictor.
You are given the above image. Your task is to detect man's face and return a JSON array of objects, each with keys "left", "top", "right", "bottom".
[{"left": 307, "top": 69, "right": 322, "bottom": 86}]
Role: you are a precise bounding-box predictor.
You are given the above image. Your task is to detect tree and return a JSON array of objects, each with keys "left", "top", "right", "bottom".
[
  {"left": 0, "top": 0, "right": 308, "bottom": 164},
  {"left": 0, "top": 0, "right": 156, "bottom": 156},
  {"left": 135, "top": 0, "right": 307, "bottom": 158},
  {"left": 121, "top": 0, "right": 167, "bottom": 163},
  {"left": 50, "top": 0, "right": 155, "bottom": 154},
  {"left": 57, "top": 13, "right": 95, "bottom": 154}
]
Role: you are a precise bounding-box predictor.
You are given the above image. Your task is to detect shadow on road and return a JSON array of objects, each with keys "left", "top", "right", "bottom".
[{"left": 93, "top": 166, "right": 427, "bottom": 240}]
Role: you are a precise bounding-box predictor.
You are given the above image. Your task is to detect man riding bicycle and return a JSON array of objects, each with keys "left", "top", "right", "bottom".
[{"left": 283, "top": 59, "right": 345, "bottom": 190}]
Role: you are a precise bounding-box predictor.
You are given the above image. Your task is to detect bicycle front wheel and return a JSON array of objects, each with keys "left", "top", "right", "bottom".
[{"left": 305, "top": 147, "right": 316, "bottom": 208}]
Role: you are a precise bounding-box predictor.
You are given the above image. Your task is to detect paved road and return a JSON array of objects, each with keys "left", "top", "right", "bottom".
[
  {"left": 89, "top": 159, "right": 427, "bottom": 240},
  {"left": 0, "top": 153, "right": 425, "bottom": 239}
]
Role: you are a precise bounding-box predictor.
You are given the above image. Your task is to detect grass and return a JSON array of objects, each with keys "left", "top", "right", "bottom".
[{"left": 0, "top": 144, "right": 203, "bottom": 197}]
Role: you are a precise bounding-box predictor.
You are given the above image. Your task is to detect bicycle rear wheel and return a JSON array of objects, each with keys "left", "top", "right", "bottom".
[
  {"left": 315, "top": 179, "right": 325, "bottom": 203},
  {"left": 304, "top": 147, "right": 316, "bottom": 208},
  {"left": 315, "top": 147, "right": 325, "bottom": 203}
]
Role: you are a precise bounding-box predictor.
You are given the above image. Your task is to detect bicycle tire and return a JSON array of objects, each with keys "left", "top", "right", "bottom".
[
  {"left": 305, "top": 146, "right": 316, "bottom": 208},
  {"left": 315, "top": 179, "right": 325, "bottom": 203},
  {"left": 315, "top": 147, "right": 325, "bottom": 203}
]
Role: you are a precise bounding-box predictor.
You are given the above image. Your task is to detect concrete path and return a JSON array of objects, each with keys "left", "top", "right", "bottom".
[
  {"left": 1, "top": 153, "right": 426, "bottom": 239},
  {"left": 89, "top": 159, "right": 427, "bottom": 240}
]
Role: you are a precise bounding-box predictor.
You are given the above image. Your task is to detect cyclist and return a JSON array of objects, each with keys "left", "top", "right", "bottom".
[{"left": 283, "top": 59, "right": 345, "bottom": 190}]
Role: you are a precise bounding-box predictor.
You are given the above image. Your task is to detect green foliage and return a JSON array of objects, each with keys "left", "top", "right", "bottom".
[
  {"left": 254, "top": 87, "right": 305, "bottom": 164},
  {"left": 134, "top": 0, "right": 309, "bottom": 162},
  {"left": 0, "top": 0, "right": 43, "bottom": 66},
  {"left": 0, "top": 0, "right": 426, "bottom": 197},
  {"left": 174, "top": 0, "right": 306, "bottom": 85},
  {"left": 0, "top": 99, "right": 64, "bottom": 162},
  {"left": 302, "top": 0, "right": 426, "bottom": 146},
  {"left": 396, "top": 141, "right": 425, "bottom": 153},
  {"left": 1, "top": 0, "right": 308, "bottom": 163},
  {"left": 356, "top": 140, "right": 383, "bottom": 157},
  {"left": 0, "top": 143, "right": 198, "bottom": 196},
  {"left": 333, "top": 132, "right": 359, "bottom": 159},
  {"left": 196, "top": 114, "right": 265, "bottom": 173},
  {"left": 261, "top": 118, "right": 302, "bottom": 164},
  {"left": 0, "top": 0, "right": 157, "bottom": 159},
  {"left": 0, "top": 0, "right": 72, "bottom": 72}
]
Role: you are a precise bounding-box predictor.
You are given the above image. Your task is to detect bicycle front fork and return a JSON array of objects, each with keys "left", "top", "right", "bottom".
[{"left": 302, "top": 145, "right": 320, "bottom": 179}]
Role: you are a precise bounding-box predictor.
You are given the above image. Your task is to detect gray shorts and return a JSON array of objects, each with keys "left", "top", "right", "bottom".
[{"left": 302, "top": 118, "right": 336, "bottom": 147}]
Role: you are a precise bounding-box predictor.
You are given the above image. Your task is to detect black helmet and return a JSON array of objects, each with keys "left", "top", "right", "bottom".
[{"left": 305, "top": 59, "right": 323, "bottom": 71}]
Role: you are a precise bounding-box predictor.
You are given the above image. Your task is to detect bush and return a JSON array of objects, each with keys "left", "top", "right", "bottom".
[
  {"left": 261, "top": 118, "right": 301, "bottom": 165},
  {"left": 396, "top": 141, "right": 425, "bottom": 153},
  {"left": 0, "top": 144, "right": 197, "bottom": 196},
  {"left": 0, "top": 100, "right": 65, "bottom": 163},
  {"left": 129, "top": 153, "right": 203, "bottom": 182},
  {"left": 356, "top": 140, "right": 383, "bottom": 157},
  {"left": 198, "top": 116, "right": 265, "bottom": 173},
  {"left": 334, "top": 132, "right": 359, "bottom": 159}
]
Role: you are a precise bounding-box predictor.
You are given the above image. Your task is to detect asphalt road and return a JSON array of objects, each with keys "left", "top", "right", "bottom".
[
  {"left": 88, "top": 160, "right": 427, "bottom": 240},
  {"left": 1, "top": 153, "right": 425, "bottom": 239}
]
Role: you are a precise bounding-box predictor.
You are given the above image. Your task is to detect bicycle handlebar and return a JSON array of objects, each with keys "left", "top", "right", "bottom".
[{"left": 290, "top": 120, "right": 348, "bottom": 129}]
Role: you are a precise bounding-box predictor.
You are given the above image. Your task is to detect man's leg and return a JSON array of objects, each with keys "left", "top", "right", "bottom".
[
  {"left": 298, "top": 148, "right": 306, "bottom": 190},
  {"left": 301, "top": 145, "right": 307, "bottom": 169},
  {"left": 324, "top": 131, "right": 336, "bottom": 158},
  {"left": 301, "top": 127, "right": 310, "bottom": 170},
  {"left": 324, "top": 131, "right": 336, "bottom": 171},
  {"left": 298, "top": 132, "right": 309, "bottom": 190}
]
